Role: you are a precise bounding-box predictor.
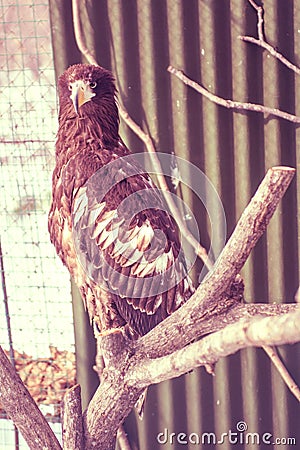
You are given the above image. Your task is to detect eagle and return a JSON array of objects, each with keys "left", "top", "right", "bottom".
[{"left": 48, "top": 64, "right": 194, "bottom": 338}]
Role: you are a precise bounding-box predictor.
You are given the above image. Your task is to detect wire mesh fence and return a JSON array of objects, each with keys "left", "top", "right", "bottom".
[{"left": 0, "top": 0, "right": 75, "bottom": 447}]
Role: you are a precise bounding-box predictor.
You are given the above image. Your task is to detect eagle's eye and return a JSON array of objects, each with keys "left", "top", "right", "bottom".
[
  {"left": 68, "top": 84, "right": 72, "bottom": 91},
  {"left": 89, "top": 81, "right": 97, "bottom": 89}
]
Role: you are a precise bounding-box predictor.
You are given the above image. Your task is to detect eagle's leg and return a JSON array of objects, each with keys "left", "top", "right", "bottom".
[
  {"left": 93, "top": 317, "right": 130, "bottom": 365},
  {"left": 92, "top": 318, "right": 125, "bottom": 381}
]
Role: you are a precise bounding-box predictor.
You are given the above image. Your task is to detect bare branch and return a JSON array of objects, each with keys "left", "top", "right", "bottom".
[
  {"left": 134, "top": 309, "right": 300, "bottom": 386},
  {"left": 62, "top": 384, "right": 84, "bottom": 450},
  {"left": 138, "top": 166, "right": 296, "bottom": 358},
  {"left": 262, "top": 345, "right": 300, "bottom": 402},
  {"left": 71, "top": 0, "right": 97, "bottom": 65},
  {"left": 248, "top": 0, "right": 264, "bottom": 40},
  {"left": 83, "top": 372, "right": 142, "bottom": 450},
  {"left": 0, "top": 346, "right": 62, "bottom": 450},
  {"left": 83, "top": 302, "right": 298, "bottom": 448},
  {"left": 240, "top": 1, "right": 300, "bottom": 399},
  {"left": 168, "top": 66, "right": 300, "bottom": 123},
  {"left": 239, "top": 0, "right": 300, "bottom": 75},
  {"left": 239, "top": 35, "right": 300, "bottom": 75}
]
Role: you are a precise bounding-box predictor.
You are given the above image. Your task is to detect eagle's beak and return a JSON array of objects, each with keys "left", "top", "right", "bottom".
[{"left": 70, "top": 80, "right": 95, "bottom": 114}]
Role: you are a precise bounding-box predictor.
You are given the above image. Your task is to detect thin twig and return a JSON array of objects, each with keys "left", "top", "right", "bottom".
[
  {"left": 117, "top": 102, "right": 214, "bottom": 269},
  {"left": 167, "top": 65, "right": 300, "bottom": 123},
  {"left": 71, "top": 0, "right": 97, "bottom": 65},
  {"left": 239, "top": 35, "right": 300, "bottom": 76},
  {"left": 248, "top": 0, "right": 264, "bottom": 40},
  {"left": 239, "top": 0, "right": 300, "bottom": 75},
  {"left": 262, "top": 345, "right": 300, "bottom": 402}
]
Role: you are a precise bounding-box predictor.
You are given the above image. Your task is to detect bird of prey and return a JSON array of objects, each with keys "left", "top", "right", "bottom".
[{"left": 49, "top": 63, "right": 194, "bottom": 338}]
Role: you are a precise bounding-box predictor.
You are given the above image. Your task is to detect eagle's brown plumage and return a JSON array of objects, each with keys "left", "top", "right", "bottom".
[{"left": 49, "top": 64, "right": 194, "bottom": 337}]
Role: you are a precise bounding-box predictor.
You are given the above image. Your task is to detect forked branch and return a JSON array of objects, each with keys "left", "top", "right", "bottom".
[
  {"left": 135, "top": 309, "right": 300, "bottom": 386},
  {"left": 168, "top": 0, "right": 300, "bottom": 122},
  {"left": 136, "top": 166, "right": 296, "bottom": 357},
  {"left": 239, "top": 0, "right": 300, "bottom": 75}
]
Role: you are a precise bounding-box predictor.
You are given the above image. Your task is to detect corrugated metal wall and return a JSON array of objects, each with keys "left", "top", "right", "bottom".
[{"left": 48, "top": 1, "right": 300, "bottom": 449}]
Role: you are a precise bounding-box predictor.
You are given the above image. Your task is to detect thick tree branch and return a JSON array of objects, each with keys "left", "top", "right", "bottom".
[
  {"left": 0, "top": 346, "right": 62, "bottom": 450},
  {"left": 84, "top": 372, "right": 143, "bottom": 450},
  {"left": 84, "top": 304, "right": 299, "bottom": 450},
  {"left": 133, "top": 309, "right": 300, "bottom": 387},
  {"left": 62, "top": 384, "right": 83, "bottom": 450},
  {"left": 137, "top": 166, "right": 296, "bottom": 358},
  {"left": 168, "top": 66, "right": 300, "bottom": 123}
]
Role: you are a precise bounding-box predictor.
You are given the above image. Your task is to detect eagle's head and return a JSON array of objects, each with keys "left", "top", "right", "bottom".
[{"left": 58, "top": 64, "right": 119, "bottom": 145}]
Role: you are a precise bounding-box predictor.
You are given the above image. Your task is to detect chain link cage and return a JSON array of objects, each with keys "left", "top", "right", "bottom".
[{"left": 0, "top": 1, "right": 75, "bottom": 447}]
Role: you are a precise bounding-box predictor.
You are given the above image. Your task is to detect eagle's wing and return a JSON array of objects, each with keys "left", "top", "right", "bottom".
[{"left": 70, "top": 150, "right": 194, "bottom": 335}]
